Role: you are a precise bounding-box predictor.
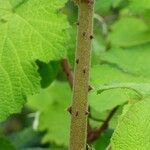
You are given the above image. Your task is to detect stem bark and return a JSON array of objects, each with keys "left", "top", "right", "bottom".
[{"left": 69, "top": 1, "right": 94, "bottom": 150}]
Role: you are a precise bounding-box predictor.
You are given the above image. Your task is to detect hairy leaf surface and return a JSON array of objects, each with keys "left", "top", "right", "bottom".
[
  {"left": 111, "top": 97, "right": 150, "bottom": 149},
  {"left": 0, "top": 0, "right": 69, "bottom": 121}
]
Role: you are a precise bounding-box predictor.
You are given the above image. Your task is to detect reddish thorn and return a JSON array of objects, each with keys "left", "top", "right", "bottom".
[
  {"left": 76, "top": 59, "right": 79, "bottom": 64},
  {"left": 83, "top": 69, "right": 86, "bottom": 74},
  {"left": 87, "top": 0, "right": 94, "bottom": 5},
  {"left": 75, "top": 111, "right": 79, "bottom": 117},
  {"left": 88, "top": 86, "right": 93, "bottom": 91},
  {"left": 85, "top": 111, "right": 89, "bottom": 115},
  {"left": 83, "top": 32, "right": 86, "bottom": 36},
  {"left": 67, "top": 106, "right": 72, "bottom": 114},
  {"left": 90, "top": 35, "right": 94, "bottom": 39}
]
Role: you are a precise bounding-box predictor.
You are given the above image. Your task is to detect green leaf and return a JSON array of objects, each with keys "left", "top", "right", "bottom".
[
  {"left": 95, "top": 0, "right": 124, "bottom": 14},
  {"left": 129, "top": 0, "right": 150, "bottom": 14},
  {"left": 130, "top": 0, "right": 150, "bottom": 9},
  {"left": 109, "top": 106, "right": 123, "bottom": 129},
  {"left": 112, "top": 0, "right": 123, "bottom": 8},
  {"left": 28, "top": 81, "right": 71, "bottom": 147},
  {"left": 0, "top": 135, "right": 15, "bottom": 150},
  {"left": 37, "top": 61, "right": 60, "bottom": 88},
  {"left": 89, "top": 65, "right": 146, "bottom": 113},
  {"left": 100, "top": 45, "right": 150, "bottom": 78},
  {"left": 94, "top": 129, "right": 113, "bottom": 150},
  {"left": 108, "top": 17, "right": 150, "bottom": 47},
  {"left": 21, "top": 147, "right": 67, "bottom": 150},
  {"left": 89, "top": 89, "right": 131, "bottom": 113},
  {"left": 97, "top": 83, "right": 150, "bottom": 97},
  {"left": 111, "top": 97, "right": 150, "bottom": 150},
  {"left": 90, "top": 65, "right": 146, "bottom": 88},
  {"left": 21, "top": 148, "right": 50, "bottom": 150},
  {"left": 95, "top": 0, "right": 112, "bottom": 14},
  {"left": 9, "top": 127, "right": 41, "bottom": 149},
  {"left": 0, "top": 0, "right": 69, "bottom": 121}
]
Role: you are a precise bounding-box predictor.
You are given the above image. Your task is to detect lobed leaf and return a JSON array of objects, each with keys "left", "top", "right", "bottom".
[{"left": 0, "top": 0, "right": 69, "bottom": 121}]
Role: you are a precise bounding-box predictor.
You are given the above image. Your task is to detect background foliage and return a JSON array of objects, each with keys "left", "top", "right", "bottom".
[{"left": 0, "top": 0, "right": 150, "bottom": 149}]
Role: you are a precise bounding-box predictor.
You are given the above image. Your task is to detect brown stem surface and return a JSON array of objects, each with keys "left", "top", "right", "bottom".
[
  {"left": 61, "top": 59, "right": 92, "bottom": 91},
  {"left": 61, "top": 59, "right": 74, "bottom": 89},
  {"left": 61, "top": 59, "right": 117, "bottom": 144},
  {"left": 69, "top": 1, "right": 94, "bottom": 150}
]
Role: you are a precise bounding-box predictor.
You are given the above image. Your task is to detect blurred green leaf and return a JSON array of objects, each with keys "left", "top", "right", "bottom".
[
  {"left": 0, "top": 135, "right": 15, "bottom": 150},
  {"left": 100, "top": 45, "right": 150, "bottom": 78},
  {"left": 89, "top": 65, "right": 146, "bottom": 113},
  {"left": 108, "top": 17, "right": 150, "bottom": 47},
  {"left": 112, "top": 0, "right": 123, "bottom": 8},
  {"left": 129, "top": 0, "right": 150, "bottom": 14},
  {"left": 28, "top": 81, "right": 71, "bottom": 147},
  {"left": 94, "top": 129, "right": 113, "bottom": 150},
  {"left": 21, "top": 148, "right": 50, "bottom": 150},
  {"left": 89, "top": 89, "right": 131, "bottom": 113},
  {"left": 95, "top": 0, "right": 112, "bottom": 14},
  {"left": 97, "top": 83, "right": 150, "bottom": 97},
  {"left": 9, "top": 127, "right": 41, "bottom": 149},
  {"left": 37, "top": 61, "right": 60, "bottom": 88},
  {"left": 90, "top": 65, "right": 146, "bottom": 88}
]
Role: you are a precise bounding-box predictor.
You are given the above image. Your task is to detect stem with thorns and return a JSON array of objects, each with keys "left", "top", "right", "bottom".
[{"left": 69, "top": 0, "right": 94, "bottom": 150}]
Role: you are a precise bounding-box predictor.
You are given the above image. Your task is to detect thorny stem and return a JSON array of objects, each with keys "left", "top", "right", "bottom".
[
  {"left": 61, "top": 59, "right": 92, "bottom": 91},
  {"left": 61, "top": 59, "right": 117, "bottom": 145},
  {"left": 61, "top": 2, "right": 117, "bottom": 147},
  {"left": 69, "top": 0, "right": 94, "bottom": 150}
]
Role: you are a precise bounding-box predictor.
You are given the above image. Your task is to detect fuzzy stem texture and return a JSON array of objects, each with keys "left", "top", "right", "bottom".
[{"left": 69, "top": 1, "right": 94, "bottom": 150}]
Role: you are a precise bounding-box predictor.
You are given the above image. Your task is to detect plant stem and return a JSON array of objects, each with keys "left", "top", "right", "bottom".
[
  {"left": 61, "top": 59, "right": 74, "bottom": 89},
  {"left": 87, "top": 106, "right": 118, "bottom": 143},
  {"left": 61, "top": 59, "right": 92, "bottom": 91},
  {"left": 69, "top": 1, "right": 94, "bottom": 150}
]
